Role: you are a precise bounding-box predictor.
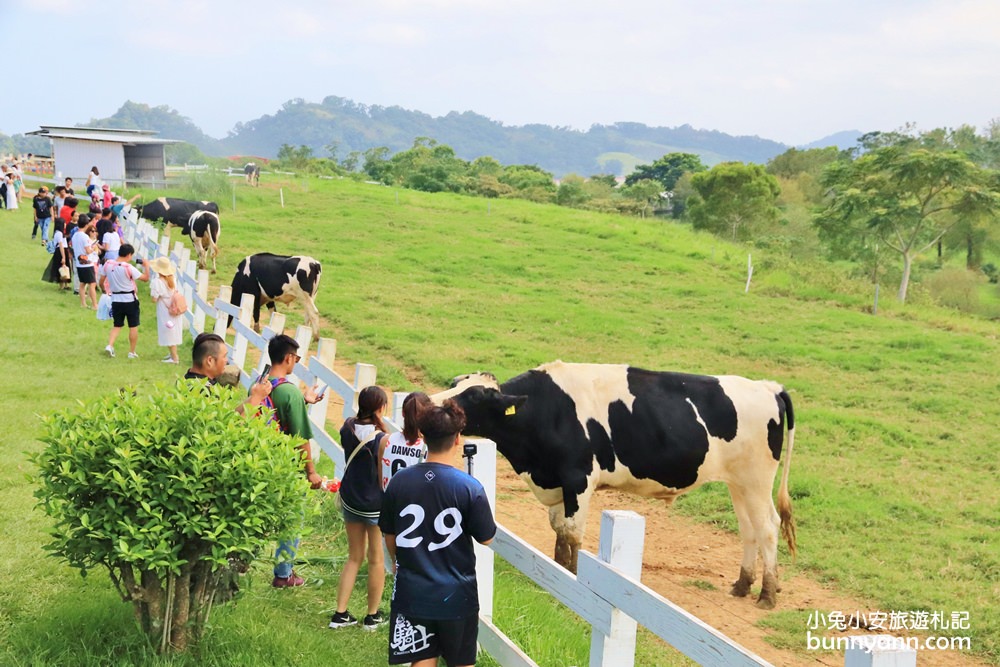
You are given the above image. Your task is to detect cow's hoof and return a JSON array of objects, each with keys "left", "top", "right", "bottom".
[
  {"left": 755, "top": 595, "right": 776, "bottom": 610},
  {"left": 730, "top": 567, "right": 754, "bottom": 597}
]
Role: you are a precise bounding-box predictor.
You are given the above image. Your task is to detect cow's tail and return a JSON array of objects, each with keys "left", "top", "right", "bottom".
[{"left": 777, "top": 389, "right": 797, "bottom": 561}]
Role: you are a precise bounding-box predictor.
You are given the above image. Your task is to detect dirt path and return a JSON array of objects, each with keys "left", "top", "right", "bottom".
[{"left": 492, "top": 459, "right": 984, "bottom": 667}]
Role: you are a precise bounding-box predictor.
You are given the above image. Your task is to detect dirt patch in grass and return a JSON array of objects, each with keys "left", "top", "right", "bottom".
[{"left": 493, "top": 459, "right": 985, "bottom": 667}]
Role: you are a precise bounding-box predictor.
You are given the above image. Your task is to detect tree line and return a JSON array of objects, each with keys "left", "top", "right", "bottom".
[{"left": 191, "top": 121, "right": 1000, "bottom": 307}]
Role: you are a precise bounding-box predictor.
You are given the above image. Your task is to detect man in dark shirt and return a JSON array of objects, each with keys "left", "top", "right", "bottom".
[
  {"left": 184, "top": 333, "right": 270, "bottom": 414},
  {"left": 32, "top": 187, "right": 54, "bottom": 242},
  {"left": 380, "top": 400, "right": 496, "bottom": 667}
]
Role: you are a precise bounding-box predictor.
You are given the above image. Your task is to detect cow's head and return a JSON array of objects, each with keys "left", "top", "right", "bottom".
[{"left": 430, "top": 373, "right": 526, "bottom": 438}]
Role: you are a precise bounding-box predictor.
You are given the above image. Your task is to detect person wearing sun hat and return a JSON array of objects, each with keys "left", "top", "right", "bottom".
[{"left": 148, "top": 256, "right": 184, "bottom": 363}]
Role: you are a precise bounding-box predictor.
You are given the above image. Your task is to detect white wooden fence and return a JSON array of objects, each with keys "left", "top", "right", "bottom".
[{"left": 117, "top": 210, "right": 909, "bottom": 667}]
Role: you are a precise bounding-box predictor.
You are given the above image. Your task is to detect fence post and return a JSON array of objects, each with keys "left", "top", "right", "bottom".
[
  {"left": 214, "top": 285, "right": 232, "bottom": 338},
  {"left": 193, "top": 269, "right": 209, "bottom": 333},
  {"left": 348, "top": 363, "right": 378, "bottom": 417},
  {"left": 291, "top": 325, "right": 313, "bottom": 384},
  {"left": 844, "top": 638, "right": 916, "bottom": 667},
  {"left": 471, "top": 438, "right": 497, "bottom": 622},
  {"left": 589, "top": 511, "right": 644, "bottom": 667},
  {"left": 391, "top": 391, "right": 409, "bottom": 426},
  {"left": 308, "top": 337, "right": 337, "bottom": 462},
  {"left": 231, "top": 294, "right": 254, "bottom": 370}
]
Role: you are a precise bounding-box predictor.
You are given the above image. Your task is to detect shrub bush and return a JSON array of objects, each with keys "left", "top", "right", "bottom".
[{"left": 33, "top": 381, "right": 309, "bottom": 653}]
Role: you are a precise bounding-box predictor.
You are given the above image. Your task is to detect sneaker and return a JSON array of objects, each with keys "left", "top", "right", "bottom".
[
  {"left": 127, "top": 352, "right": 140, "bottom": 359},
  {"left": 362, "top": 610, "right": 388, "bottom": 632},
  {"left": 271, "top": 572, "right": 304, "bottom": 588},
  {"left": 328, "top": 610, "right": 358, "bottom": 629},
  {"left": 162, "top": 358, "right": 178, "bottom": 364},
  {"left": 104, "top": 345, "right": 115, "bottom": 358},
  {"left": 162, "top": 354, "right": 174, "bottom": 361}
]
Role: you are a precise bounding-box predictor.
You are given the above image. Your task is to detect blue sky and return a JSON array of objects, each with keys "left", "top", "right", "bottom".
[{"left": 3, "top": 0, "right": 998, "bottom": 145}]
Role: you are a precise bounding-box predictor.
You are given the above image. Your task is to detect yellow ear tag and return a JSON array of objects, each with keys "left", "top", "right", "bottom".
[{"left": 505, "top": 405, "right": 517, "bottom": 416}]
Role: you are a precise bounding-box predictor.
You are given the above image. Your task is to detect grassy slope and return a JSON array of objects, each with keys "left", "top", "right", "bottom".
[
  {"left": 3, "top": 174, "right": 997, "bottom": 663},
  {"left": 221, "top": 176, "right": 998, "bottom": 661}
]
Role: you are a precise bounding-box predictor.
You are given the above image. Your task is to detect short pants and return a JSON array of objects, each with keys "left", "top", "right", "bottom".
[
  {"left": 76, "top": 266, "right": 96, "bottom": 284},
  {"left": 111, "top": 299, "right": 140, "bottom": 328},
  {"left": 388, "top": 610, "right": 478, "bottom": 666}
]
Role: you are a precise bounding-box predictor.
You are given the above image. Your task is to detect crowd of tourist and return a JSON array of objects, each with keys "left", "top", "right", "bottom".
[{"left": 19, "top": 158, "right": 496, "bottom": 665}]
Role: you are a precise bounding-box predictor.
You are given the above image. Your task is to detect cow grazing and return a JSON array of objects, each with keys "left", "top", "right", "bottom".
[
  {"left": 183, "top": 210, "right": 221, "bottom": 273},
  {"left": 432, "top": 361, "right": 796, "bottom": 608},
  {"left": 244, "top": 162, "right": 260, "bottom": 187},
  {"left": 230, "top": 253, "right": 322, "bottom": 335},
  {"left": 137, "top": 197, "right": 220, "bottom": 227}
]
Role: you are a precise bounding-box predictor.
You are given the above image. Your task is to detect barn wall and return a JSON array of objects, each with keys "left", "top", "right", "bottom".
[{"left": 52, "top": 139, "right": 126, "bottom": 187}]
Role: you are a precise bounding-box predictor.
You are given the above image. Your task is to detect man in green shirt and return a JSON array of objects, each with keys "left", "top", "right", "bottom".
[{"left": 265, "top": 334, "right": 324, "bottom": 587}]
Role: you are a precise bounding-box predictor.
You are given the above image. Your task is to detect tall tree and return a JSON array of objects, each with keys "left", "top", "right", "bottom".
[
  {"left": 816, "top": 147, "right": 999, "bottom": 301},
  {"left": 624, "top": 152, "right": 706, "bottom": 189},
  {"left": 686, "top": 163, "right": 781, "bottom": 240}
]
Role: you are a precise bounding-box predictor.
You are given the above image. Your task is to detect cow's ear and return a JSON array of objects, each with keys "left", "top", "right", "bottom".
[{"left": 500, "top": 394, "right": 528, "bottom": 417}]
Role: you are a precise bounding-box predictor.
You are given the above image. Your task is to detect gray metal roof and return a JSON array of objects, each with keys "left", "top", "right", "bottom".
[{"left": 28, "top": 126, "right": 181, "bottom": 145}]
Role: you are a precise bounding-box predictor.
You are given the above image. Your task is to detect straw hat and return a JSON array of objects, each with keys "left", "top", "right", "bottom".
[{"left": 148, "top": 256, "right": 175, "bottom": 276}]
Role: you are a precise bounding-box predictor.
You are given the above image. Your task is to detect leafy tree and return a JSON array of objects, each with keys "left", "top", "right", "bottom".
[
  {"left": 588, "top": 174, "right": 618, "bottom": 188},
  {"left": 766, "top": 146, "right": 844, "bottom": 179},
  {"left": 621, "top": 179, "right": 663, "bottom": 218},
  {"left": 341, "top": 151, "right": 362, "bottom": 173},
  {"left": 276, "top": 144, "right": 314, "bottom": 170},
  {"left": 624, "top": 152, "right": 706, "bottom": 189},
  {"left": 816, "top": 147, "right": 999, "bottom": 301},
  {"left": 556, "top": 174, "right": 590, "bottom": 208},
  {"left": 499, "top": 164, "right": 556, "bottom": 194},
  {"left": 164, "top": 142, "right": 208, "bottom": 166},
  {"left": 33, "top": 382, "right": 308, "bottom": 653},
  {"left": 469, "top": 156, "right": 503, "bottom": 177},
  {"left": 687, "top": 162, "right": 781, "bottom": 240},
  {"left": 362, "top": 146, "right": 392, "bottom": 182}
]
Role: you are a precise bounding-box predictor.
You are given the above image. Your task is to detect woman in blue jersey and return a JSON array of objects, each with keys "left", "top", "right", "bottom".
[
  {"left": 379, "top": 400, "right": 497, "bottom": 667},
  {"left": 330, "top": 386, "right": 391, "bottom": 631}
]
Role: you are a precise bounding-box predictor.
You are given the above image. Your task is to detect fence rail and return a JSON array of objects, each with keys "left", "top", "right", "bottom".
[{"left": 116, "top": 210, "right": 900, "bottom": 667}]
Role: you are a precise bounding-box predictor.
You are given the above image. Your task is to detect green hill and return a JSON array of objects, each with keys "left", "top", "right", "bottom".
[
  {"left": 4, "top": 174, "right": 997, "bottom": 664},
  {"left": 68, "top": 97, "right": 793, "bottom": 175}
]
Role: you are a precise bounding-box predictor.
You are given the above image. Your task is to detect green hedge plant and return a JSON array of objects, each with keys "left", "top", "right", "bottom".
[{"left": 34, "top": 381, "right": 309, "bottom": 653}]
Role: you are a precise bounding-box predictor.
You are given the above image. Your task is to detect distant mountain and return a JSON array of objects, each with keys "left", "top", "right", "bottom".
[
  {"left": 84, "top": 101, "right": 223, "bottom": 154},
  {"left": 63, "top": 97, "right": 800, "bottom": 176},
  {"left": 798, "top": 130, "right": 862, "bottom": 151}
]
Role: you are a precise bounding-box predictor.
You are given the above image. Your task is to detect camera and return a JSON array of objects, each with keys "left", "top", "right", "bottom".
[{"left": 463, "top": 443, "right": 478, "bottom": 458}]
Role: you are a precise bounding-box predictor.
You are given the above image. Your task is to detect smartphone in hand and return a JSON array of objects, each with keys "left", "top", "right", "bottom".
[{"left": 257, "top": 364, "right": 271, "bottom": 383}]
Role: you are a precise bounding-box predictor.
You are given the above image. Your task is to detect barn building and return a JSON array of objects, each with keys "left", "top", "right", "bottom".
[{"left": 27, "top": 126, "right": 180, "bottom": 188}]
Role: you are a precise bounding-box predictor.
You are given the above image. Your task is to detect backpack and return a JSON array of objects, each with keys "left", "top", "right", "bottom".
[
  {"left": 168, "top": 290, "right": 187, "bottom": 317},
  {"left": 45, "top": 239, "right": 57, "bottom": 254},
  {"left": 260, "top": 377, "right": 292, "bottom": 432}
]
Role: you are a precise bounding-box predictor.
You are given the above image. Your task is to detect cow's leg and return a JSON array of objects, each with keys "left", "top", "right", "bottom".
[
  {"left": 302, "top": 295, "right": 321, "bottom": 338},
  {"left": 193, "top": 236, "right": 206, "bottom": 270},
  {"left": 209, "top": 239, "right": 218, "bottom": 274},
  {"left": 548, "top": 475, "right": 597, "bottom": 573},
  {"left": 741, "top": 484, "right": 782, "bottom": 609},
  {"left": 727, "top": 485, "right": 757, "bottom": 598},
  {"left": 253, "top": 298, "right": 264, "bottom": 333}
]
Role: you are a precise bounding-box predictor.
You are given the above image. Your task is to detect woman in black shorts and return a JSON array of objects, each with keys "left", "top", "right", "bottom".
[{"left": 329, "top": 386, "right": 391, "bottom": 631}]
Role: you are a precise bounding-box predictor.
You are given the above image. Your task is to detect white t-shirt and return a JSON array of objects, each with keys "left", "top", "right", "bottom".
[
  {"left": 88, "top": 172, "right": 103, "bottom": 191},
  {"left": 52, "top": 229, "right": 66, "bottom": 249},
  {"left": 102, "top": 231, "right": 121, "bottom": 260},
  {"left": 381, "top": 431, "right": 426, "bottom": 490},
  {"left": 101, "top": 261, "right": 141, "bottom": 302},
  {"left": 71, "top": 230, "right": 92, "bottom": 268}
]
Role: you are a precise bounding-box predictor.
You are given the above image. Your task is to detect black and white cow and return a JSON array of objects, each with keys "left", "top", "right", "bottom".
[
  {"left": 183, "top": 211, "right": 221, "bottom": 273},
  {"left": 137, "top": 197, "right": 220, "bottom": 227},
  {"left": 243, "top": 162, "right": 260, "bottom": 187},
  {"left": 230, "top": 253, "right": 322, "bottom": 335},
  {"left": 432, "top": 361, "right": 796, "bottom": 608}
]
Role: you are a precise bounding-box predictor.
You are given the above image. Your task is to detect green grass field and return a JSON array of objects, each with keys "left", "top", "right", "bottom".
[{"left": 2, "top": 173, "right": 997, "bottom": 665}]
